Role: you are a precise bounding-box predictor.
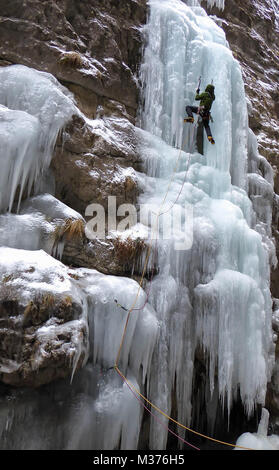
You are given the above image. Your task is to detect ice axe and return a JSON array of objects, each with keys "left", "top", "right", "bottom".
[{"left": 196, "top": 75, "right": 202, "bottom": 94}]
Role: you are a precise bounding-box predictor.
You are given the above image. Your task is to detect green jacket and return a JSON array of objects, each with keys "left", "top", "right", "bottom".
[{"left": 195, "top": 84, "right": 215, "bottom": 111}]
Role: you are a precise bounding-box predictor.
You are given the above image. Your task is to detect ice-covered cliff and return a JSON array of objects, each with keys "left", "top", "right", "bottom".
[{"left": 0, "top": 0, "right": 278, "bottom": 451}]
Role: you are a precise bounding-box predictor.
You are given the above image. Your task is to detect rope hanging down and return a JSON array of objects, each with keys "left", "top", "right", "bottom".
[
  {"left": 117, "top": 368, "right": 201, "bottom": 450},
  {"left": 113, "top": 119, "right": 255, "bottom": 451}
]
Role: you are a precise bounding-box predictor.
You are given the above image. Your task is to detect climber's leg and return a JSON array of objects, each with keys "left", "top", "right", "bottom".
[
  {"left": 184, "top": 106, "right": 198, "bottom": 123},
  {"left": 203, "top": 119, "right": 215, "bottom": 144}
]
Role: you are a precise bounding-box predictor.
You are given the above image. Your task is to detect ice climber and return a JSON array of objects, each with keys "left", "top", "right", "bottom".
[{"left": 184, "top": 84, "right": 216, "bottom": 145}]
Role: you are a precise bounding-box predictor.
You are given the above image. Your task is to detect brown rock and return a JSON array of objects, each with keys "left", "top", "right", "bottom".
[
  {"left": 52, "top": 113, "right": 141, "bottom": 215},
  {"left": 0, "top": 274, "right": 88, "bottom": 388},
  {"left": 0, "top": 0, "right": 146, "bottom": 113}
]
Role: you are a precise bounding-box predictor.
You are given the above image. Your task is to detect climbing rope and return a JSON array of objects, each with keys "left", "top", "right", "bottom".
[
  {"left": 113, "top": 120, "right": 255, "bottom": 451},
  {"left": 117, "top": 368, "right": 200, "bottom": 451},
  {"left": 115, "top": 367, "right": 253, "bottom": 450}
]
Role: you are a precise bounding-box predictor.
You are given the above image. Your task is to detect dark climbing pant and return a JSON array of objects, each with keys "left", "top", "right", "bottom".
[{"left": 186, "top": 105, "right": 213, "bottom": 138}]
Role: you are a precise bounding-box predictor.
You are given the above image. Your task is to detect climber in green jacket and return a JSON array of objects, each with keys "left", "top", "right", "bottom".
[{"left": 184, "top": 84, "right": 216, "bottom": 145}]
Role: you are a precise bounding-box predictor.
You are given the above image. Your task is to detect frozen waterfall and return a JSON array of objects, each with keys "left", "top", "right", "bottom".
[{"left": 136, "top": 0, "right": 275, "bottom": 448}]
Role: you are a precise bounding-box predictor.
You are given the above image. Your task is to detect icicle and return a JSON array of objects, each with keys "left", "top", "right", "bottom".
[
  {"left": 92, "top": 373, "right": 142, "bottom": 450},
  {"left": 205, "top": 0, "right": 225, "bottom": 10},
  {"left": 0, "top": 65, "right": 76, "bottom": 212},
  {"left": 182, "top": 0, "right": 225, "bottom": 11}
]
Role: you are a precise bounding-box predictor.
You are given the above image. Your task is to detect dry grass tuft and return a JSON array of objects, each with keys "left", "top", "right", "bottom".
[
  {"left": 63, "top": 218, "right": 85, "bottom": 240},
  {"left": 124, "top": 176, "right": 136, "bottom": 193},
  {"left": 54, "top": 218, "right": 85, "bottom": 243},
  {"left": 61, "top": 295, "right": 72, "bottom": 309},
  {"left": 23, "top": 294, "right": 56, "bottom": 326},
  {"left": 58, "top": 52, "right": 84, "bottom": 69},
  {"left": 41, "top": 293, "right": 56, "bottom": 309},
  {"left": 22, "top": 294, "right": 74, "bottom": 326},
  {"left": 23, "top": 300, "right": 37, "bottom": 322},
  {"left": 68, "top": 272, "right": 81, "bottom": 281},
  {"left": 113, "top": 236, "right": 147, "bottom": 265},
  {"left": 2, "top": 274, "right": 14, "bottom": 283}
]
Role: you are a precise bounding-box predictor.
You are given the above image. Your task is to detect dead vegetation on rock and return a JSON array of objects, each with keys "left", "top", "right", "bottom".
[
  {"left": 113, "top": 236, "right": 147, "bottom": 267},
  {"left": 58, "top": 52, "right": 84, "bottom": 69},
  {"left": 54, "top": 218, "right": 85, "bottom": 243},
  {"left": 22, "top": 293, "right": 74, "bottom": 327}
]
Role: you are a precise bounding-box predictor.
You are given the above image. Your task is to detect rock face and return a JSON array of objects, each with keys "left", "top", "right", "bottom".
[
  {"left": 0, "top": 248, "right": 89, "bottom": 387},
  {"left": 0, "top": 0, "right": 147, "bottom": 386},
  {"left": 52, "top": 114, "right": 141, "bottom": 215},
  {"left": 0, "top": 0, "right": 146, "bottom": 115}
]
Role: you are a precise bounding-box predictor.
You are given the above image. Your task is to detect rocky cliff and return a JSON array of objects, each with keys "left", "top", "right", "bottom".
[{"left": 0, "top": 0, "right": 147, "bottom": 386}]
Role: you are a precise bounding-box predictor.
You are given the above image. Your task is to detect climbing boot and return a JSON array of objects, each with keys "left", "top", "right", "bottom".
[
  {"left": 184, "top": 117, "right": 194, "bottom": 124},
  {"left": 208, "top": 136, "right": 215, "bottom": 145}
]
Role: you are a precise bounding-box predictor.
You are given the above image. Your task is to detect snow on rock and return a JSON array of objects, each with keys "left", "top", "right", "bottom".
[
  {"left": 0, "top": 64, "right": 76, "bottom": 212},
  {"left": 83, "top": 115, "right": 139, "bottom": 161},
  {"left": 20, "top": 193, "right": 84, "bottom": 222},
  {"left": 0, "top": 244, "right": 158, "bottom": 448},
  {"left": 0, "top": 247, "right": 89, "bottom": 387},
  {"left": 0, "top": 212, "right": 54, "bottom": 253},
  {"left": 0, "top": 194, "right": 85, "bottom": 260}
]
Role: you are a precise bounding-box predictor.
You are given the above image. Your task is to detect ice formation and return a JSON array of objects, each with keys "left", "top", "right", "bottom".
[
  {"left": 0, "top": 193, "right": 84, "bottom": 257},
  {"left": 0, "top": 63, "right": 158, "bottom": 450},
  {"left": 136, "top": 0, "right": 275, "bottom": 448},
  {"left": 184, "top": 0, "right": 225, "bottom": 10},
  {"left": 235, "top": 408, "right": 279, "bottom": 450},
  {"left": 206, "top": 0, "right": 225, "bottom": 9},
  {"left": 78, "top": 268, "right": 159, "bottom": 379},
  {"left": 0, "top": 65, "right": 76, "bottom": 212}
]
